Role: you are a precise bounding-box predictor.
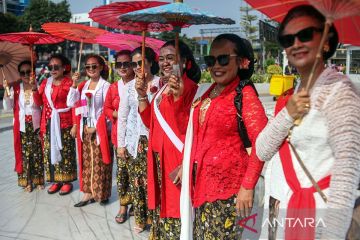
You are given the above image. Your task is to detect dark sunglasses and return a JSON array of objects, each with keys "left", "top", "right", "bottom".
[
  {"left": 85, "top": 64, "right": 98, "bottom": 70},
  {"left": 204, "top": 54, "right": 238, "bottom": 67},
  {"left": 278, "top": 26, "right": 323, "bottom": 48},
  {"left": 48, "top": 65, "right": 61, "bottom": 71},
  {"left": 19, "top": 70, "right": 31, "bottom": 77},
  {"left": 158, "top": 54, "right": 176, "bottom": 62},
  {"left": 130, "top": 60, "right": 143, "bottom": 69},
  {"left": 115, "top": 61, "right": 131, "bottom": 69}
]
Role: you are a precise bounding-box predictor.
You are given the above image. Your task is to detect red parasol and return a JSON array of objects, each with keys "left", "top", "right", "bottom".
[
  {"left": 89, "top": 1, "right": 173, "bottom": 76},
  {"left": 0, "top": 26, "right": 64, "bottom": 87},
  {"left": 42, "top": 22, "right": 108, "bottom": 72},
  {"left": 96, "top": 32, "right": 165, "bottom": 54}
]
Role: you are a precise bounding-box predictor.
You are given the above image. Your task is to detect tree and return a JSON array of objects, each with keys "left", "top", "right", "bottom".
[
  {"left": 0, "top": 13, "right": 26, "bottom": 34},
  {"left": 239, "top": 6, "right": 258, "bottom": 43},
  {"left": 21, "top": 0, "right": 72, "bottom": 54}
]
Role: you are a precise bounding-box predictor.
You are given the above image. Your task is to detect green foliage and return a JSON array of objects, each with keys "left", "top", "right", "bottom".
[
  {"left": 239, "top": 6, "right": 258, "bottom": 42},
  {"left": 251, "top": 73, "right": 271, "bottom": 83},
  {"left": 264, "top": 58, "right": 276, "bottom": 69},
  {"left": 266, "top": 64, "right": 282, "bottom": 75},
  {"left": 0, "top": 13, "right": 26, "bottom": 33},
  {"left": 199, "top": 71, "right": 213, "bottom": 83}
]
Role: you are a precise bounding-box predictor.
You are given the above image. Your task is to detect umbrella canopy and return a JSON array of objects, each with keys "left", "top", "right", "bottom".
[
  {"left": 42, "top": 22, "right": 108, "bottom": 44},
  {"left": 0, "top": 41, "right": 31, "bottom": 93},
  {"left": 244, "top": 0, "right": 360, "bottom": 46},
  {"left": 89, "top": 1, "right": 172, "bottom": 32},
  {"left": 96, "top": 32, "right": 165, "bottom": 54},
  {"left": 0, "top": 31, "right": 64, "bottom": 45},
  {"left": 120, "top": 2, "right": 235, "bottom": 28}
]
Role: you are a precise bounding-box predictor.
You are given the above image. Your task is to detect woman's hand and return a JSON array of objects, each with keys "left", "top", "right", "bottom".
[
  {"left": 173, "top": 165, "right": 183, "bottom": 185},
  {"left": 70, "top": 125, "right": 77, "bottom": 138},
  {"left": 84, "top": 125, "right": 96, "bottom": 135},
  {"left": 135, "top": 74, "right": 147, "bottom": 98},
  {"left": 3, "top": 80, "right": 10, "bottom": 97},
  {"left": 167, "top": 74, "right": 184, "bottom": 100},
  {"left": 286, "top": 89, "right": 310, "bottom": 120},
  {"left": 72, "top": 72, "right": 81, "bottom": 88},
  {"left": 112, "top": 110, "right": 118, "bottom": 119},
  {"left": 236, "top": 186, "right": 254, "bottom": 219},
  {"left": 117, "top": 147, "right": 128, "bottom": 159}
]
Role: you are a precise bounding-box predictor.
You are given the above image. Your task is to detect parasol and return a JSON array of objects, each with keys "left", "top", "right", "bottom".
[
  {"left": 89, "top": 1, "right": 172, "bottom": 76},
  {"left": 42, "top": 22, "right": 108, "bottom": 72},
  {"left": 95, "top": 32, "right": 165, "bottom": 54},
  {"left": 0, "top": 26, "right": 64, "bottom": 86},
  {"left": 120, "top": 0, "right": 235, "bottom": 68},
  {"left": 244, "top": 0, "right": 360, "bottom": 91},
  {"left": 0, "top": 42, "right": 31, "bottom": 95}
]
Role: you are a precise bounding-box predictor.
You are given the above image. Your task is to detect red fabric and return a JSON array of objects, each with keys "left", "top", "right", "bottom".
[
  {"left": 35, "top": 77, "right": 74, "bottom": 136},
  {"left": 75, "top": 81, "right": 111, "bottom": 191},
  {"left": 104, "top": 82, "right": 120, "bottom": 146},
  {"left": 11, "top": 83, "right": 22, "bottom": 174},
  {"left": 25, "top": 115, "right": 32, "bottom": 122},
  {"left": 140, "top": 73, "right": 198, "bottom": 218},
  {"left": 190, "top": 77, "right": 268, "bottom": 207},
  {"left": 275, "top": 89, "right": 331, "bottom": 240}
]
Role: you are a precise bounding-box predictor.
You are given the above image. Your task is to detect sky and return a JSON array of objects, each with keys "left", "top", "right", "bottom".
[{"left": 55, "top": 0, "right": 268, "bottom": 38}]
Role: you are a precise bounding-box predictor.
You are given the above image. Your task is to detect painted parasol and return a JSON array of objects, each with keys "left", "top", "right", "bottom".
[
  {"left": 119, "top": 0, "right": 235, "bottom": 70},
  {"left": 244, "top": 0, "right": 360, "bottom": 91},
  {"left": 42, "top": 22, "right": 108, "bottom": 72},
  {"left": 0, "top": 26, "right": 64, "bottom": 91},
  {"left": 89, "top": 1, "right": 172, "bottom": 75},
  {"left": 95, "top": 32, "right": 165, "bottom": 54},
  {"left": 0, "top": 41, "right": 32, "bottom": 95}
]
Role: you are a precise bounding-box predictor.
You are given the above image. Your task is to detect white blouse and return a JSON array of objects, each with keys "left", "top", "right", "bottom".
[
  {"left": 67, "top": 77, "right": 110, "bottom": 143},
  {"left": 117, "top": 76, "right": 160, "bottom": 158}
]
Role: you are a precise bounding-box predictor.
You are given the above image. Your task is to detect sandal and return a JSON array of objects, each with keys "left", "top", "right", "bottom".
[
  {"left": 115, "top": 213, "right": 127, "bottom": 224},
  {"left": 129, "top": 205, "right": 134, "bottom": 216},
  {"left": 134, "top": 225, "right": 145, "bottom": 234},
  {"left": 36, "top": 185, "right": 45, "bottom": 190},
  {"left": 24, "top": 184, "right": 33, "bottom": 193}
]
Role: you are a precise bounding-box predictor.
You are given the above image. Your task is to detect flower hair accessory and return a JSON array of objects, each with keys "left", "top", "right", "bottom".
[{"left": 240, "top": 58, "right": 251, "bottom": 70}]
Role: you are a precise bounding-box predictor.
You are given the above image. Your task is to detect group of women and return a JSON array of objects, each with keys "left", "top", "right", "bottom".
[{"left": 3, "top": 4, "right": 360, "bottom": 240}]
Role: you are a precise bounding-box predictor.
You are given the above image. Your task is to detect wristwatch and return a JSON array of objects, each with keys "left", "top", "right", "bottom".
[{"left": 137, "top": 95, "right": 148, "bottom": 102}]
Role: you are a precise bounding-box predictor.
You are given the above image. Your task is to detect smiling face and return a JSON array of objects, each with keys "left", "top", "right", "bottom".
[
  {"left": 48, "top": 58, "right": 64, "bottom": 80},
  {"left": 85, "top": 57, "right": 103, "bottom": 79},
  {"left": 209, "top": 39, "right": 240, "bottom": 86},
  {"left": 158, "top": 45, "right": 185, "bottom": 78},
  {"left": 116, "top": 54, "right": 133, "bottom": 79},
  {"left": 282, "top": 15, "right": 324, "bottom": 74},
  {"left": 19, "top": 63, "right": 32, "bottom": 84},
  {"left": 132, "top": 53, "right": 151, "bottom": 78}
]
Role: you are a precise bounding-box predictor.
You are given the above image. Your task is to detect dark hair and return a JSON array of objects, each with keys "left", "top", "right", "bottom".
[
  {"left": 18, "top": 60, "right": 33, "bottom": 72},
  {"left": 84, "top": 54, "right": 109, "bottom": 80},
  {"left": 161, "top": 40, "right": 201, "bottom": 83},
  {"left": 212, "top": 34, "right": 257, "bottom": 148},
  {"left": 115, "top": 50, "right": 132, "bottom": 60},
  {"left": 131, "top": 47, "right": 159, "bottom": 75},
  {"left": 278, "top": 5, "right": 338, "bottom": 60},
  {"left": 49, "top": 54, "right": 71, "bottom": 75}
]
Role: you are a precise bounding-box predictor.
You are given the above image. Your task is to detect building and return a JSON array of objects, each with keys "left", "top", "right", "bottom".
[{"left": 0, "top": 0, "right": 29, "bottom": 16}]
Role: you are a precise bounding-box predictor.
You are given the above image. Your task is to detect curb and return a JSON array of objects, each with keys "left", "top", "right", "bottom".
[{"left": 0, "top": 126, "right": 12, "bottom": 133}]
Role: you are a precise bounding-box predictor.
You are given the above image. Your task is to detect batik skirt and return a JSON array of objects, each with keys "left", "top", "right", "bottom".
[
  {"left": 82, "top": 132, "right": 112, "bottom": 201},
  {"left": 116, "top": 148, "right": 132, "bottom": 207},
  {"left": 43, "top": 124, "right": 77, "bottom": 183},
  {"left": 18, "top": 121, "right": 44, "bottom": 187}
]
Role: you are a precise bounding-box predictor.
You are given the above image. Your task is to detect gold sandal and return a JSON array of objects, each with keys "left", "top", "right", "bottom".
[{"left": 24, "top": 184, "right": 33, "bottom": 193}]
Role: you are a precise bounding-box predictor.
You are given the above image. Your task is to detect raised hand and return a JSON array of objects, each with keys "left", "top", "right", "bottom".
[
  {"left": 167, "top": 74, "right": 184, "bottom": 100},
  {"left": 135, "top": 73, "right": 147, "bottom": 98},
  {"left": 72, "top": 72, "right": 81, "bottom": 88},
  {"left": 286, "top": 88, "right": 311, "bottom": 120}
]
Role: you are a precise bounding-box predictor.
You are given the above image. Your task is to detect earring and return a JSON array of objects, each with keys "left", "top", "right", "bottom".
[
  {"left": 182, "top": 63, "right": 186, "bottom": 69},
  {"left": 323, "top": 44, "right": 330, "bottom": 52}
]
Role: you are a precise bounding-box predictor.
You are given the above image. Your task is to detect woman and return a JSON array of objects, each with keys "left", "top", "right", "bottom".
[
  {"left": 117, "top": 46, "right": 160, "bottom": 232},
  {"left": 179, "top": 34, "right": 268, "bottom": 239},
  {"left": 3, "top": 60, "right": 44, "bottom": 192},
  {"left": 67, "top": 54, "right": 112, "bottom": 207},
  {"left": 255, "top": 5, "right": 360, "bottom": 239},
  {"left": 33, "top": 54, "right": 77, "bottom": 195},
  {"left": 136, "top": 40, "right": 200, "bottom": 239},
  {"left": 104, "top": 50, "right": 135, "bottom": 222}
]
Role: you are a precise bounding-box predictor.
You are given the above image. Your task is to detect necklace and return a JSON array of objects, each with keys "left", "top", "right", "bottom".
[{"left": 210, "top": 85, "right": 221, "bottom": 98}]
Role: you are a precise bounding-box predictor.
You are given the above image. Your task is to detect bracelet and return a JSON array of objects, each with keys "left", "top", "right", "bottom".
[
  {"left": 32, "top": 88, "right": 38, "bottom": 92},
  {"left": 137, "top": 96, "right": 148, "bottom": 102}
]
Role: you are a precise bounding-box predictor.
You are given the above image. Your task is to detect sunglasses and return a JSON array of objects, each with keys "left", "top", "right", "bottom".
[
  {"left": 115, "top": 61, "right": 131, "bottom": 69},
  {"left": 20, "top": 70, "right": 31, "bottom": 77},
  {"left": 85, "top": 64, "right": 98, "bottom": 70},
  {"left": 48, "top": 65, "right": 61, "bottom": 71},
  {"left": 278, "top": 26, "right": 323, "bottom": 48},
  {"left": 204, "top": 54, "right": 238, "bottom": 67},
  {"left": 158, "top": 54, "right": 176, "bottom": 63},
  {"left": 130, "top": 60, "right": 143, "bottom": 69}
]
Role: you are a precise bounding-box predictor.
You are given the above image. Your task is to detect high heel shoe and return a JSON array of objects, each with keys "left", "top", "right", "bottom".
[{"left": 74, "top": 198, "right": 95, "bottom": 207}]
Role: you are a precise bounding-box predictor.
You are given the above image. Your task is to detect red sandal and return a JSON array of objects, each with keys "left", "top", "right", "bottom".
[
  {"left": 59, "top": 183, "right": 73, "bottom": 195},
  {"left": 47, "top": 183, "right": 62, "bottom": 194}
]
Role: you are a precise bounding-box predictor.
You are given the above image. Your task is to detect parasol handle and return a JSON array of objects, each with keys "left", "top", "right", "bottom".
[
  {"left": 77, "top": 40, "right": 84, "bottom": 73},
  {"left": 30, "top": 45, "right": 35, "bottom": 84},
  {"left": 293, "top": 21, "right": 331, "bottom": 127},
  {"left": 1, "top": 68, "right": 10, "bottom": 97},
  {"left": 175, "top": 31, "right": 179, "bottom": 65},
  {"left": 141, "top": 31, "right": 146, "bottom": 78}
]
